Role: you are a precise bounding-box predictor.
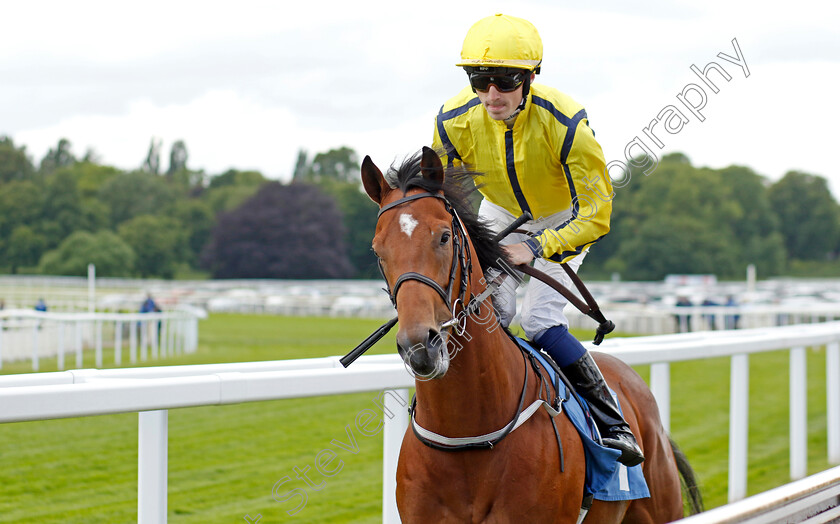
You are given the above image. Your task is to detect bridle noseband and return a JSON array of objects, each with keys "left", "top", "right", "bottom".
[{"left": 376, "top": 191, "right": 472, "bottom": 334}]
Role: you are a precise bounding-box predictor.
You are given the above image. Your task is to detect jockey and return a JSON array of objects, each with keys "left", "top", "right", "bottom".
[{"left": 432, "top": 13, "right": 644, "bottom": 467}]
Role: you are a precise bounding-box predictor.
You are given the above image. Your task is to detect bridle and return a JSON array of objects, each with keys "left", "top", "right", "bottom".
[{"left": 375, "top": 191, "right": 472, "bottom": 335}]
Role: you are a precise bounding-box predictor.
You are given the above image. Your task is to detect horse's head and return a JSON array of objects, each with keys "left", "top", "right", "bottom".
[{"left": 361, "top": 147, "right": 471, "bottom": 379}]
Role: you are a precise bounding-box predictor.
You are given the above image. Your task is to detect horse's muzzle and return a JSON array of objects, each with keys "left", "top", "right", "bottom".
[{"left": 397, "top": 327, "right": 450, "bottom": 379}]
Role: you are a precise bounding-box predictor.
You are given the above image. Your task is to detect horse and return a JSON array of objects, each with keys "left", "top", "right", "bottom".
[{"left": 361, "top": 146, "right": 703, "bottom": 523}]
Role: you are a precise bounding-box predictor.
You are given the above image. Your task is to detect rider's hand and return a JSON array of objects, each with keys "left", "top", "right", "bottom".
[{"left": 503, "top": 242, "right": 536, "bottom": 265}]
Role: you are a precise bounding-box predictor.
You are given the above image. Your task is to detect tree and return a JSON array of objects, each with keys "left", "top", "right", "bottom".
[
  {"left": 167, "top": 140, "right": 188, "bottom": 176},
  {"left": 204, "top": 169, "right": 267, "bottom": 214},
  {"left": 719, "top": 165, "right": 785, "bottom": 276},
  {"left": 293, "top": 146, "right": 379, "bottom": 276},
  {"left": 767, "top": 171, "right": 840, "bottom": 261},
  {"left": 81, "top": 147, "right": 102, "bottom": 164},
  {"left": 41, "top": 170, "right": 84, "bottom": 247},
  {"left": 611, "top": 215, "right": 738, "bottom": 280},
  {"left": 39, "top": 138, "right": 76, "bottom": 174},
  {"left": 589, "top": 154, "right": 750, "bottom": 280},
  {"left": 0, "top": 180, "right": 43, "bottom": 241},
  {"left": 207, "top": 169, "right": 267, "bottom": 189},
  {"left": 0, "top": 136, "right": 35, "bottom": 183},
  {"left": 317, "top": 180, "right": 378, "bottom": 277},
  {"left": 98, "top": 171, "right": 177, "bottom": 227},
  {"left": 143, "top": 137, "right": 162, "bottom": 174},
  {"left": 38, "top": 230, "right": 135, "bottom": 277},
  {"left": 292, "top": 149, "right": 308, "bottom": 181},
  {"left": 61, "top": 161, "right": 122, "bottom": 198},
  {"left": 118, "top": 215, "right": 187, "bottom": 278},
  {"left": 6, "top": 225, "right": 46, "bottom": 273},
  {"left": 170, "top": 200, "right": 215, "bottom": 266},
  {"left": 80, "top": 198, "right": 111, "bottom": 233},
  {"left": 202, "top": 182, "right": 353, "bottom": 278},
  {"left": 302, "top": 146, "right": 360, "bottom": 183}
]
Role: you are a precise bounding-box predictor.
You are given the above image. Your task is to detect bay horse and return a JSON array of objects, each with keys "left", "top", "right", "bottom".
[{"left": 361, "top": 147, "right": 702, "bottom": 523}]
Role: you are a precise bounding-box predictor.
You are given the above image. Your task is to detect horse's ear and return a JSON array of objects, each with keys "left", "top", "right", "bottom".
[
  {"left": 419, "top": 146, "right": 444, "bottom": 187},
  {"left": 361, "top": 155, "right": 389, "bottom": 205}
]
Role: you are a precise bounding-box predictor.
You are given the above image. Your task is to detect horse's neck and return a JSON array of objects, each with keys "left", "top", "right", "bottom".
[{"left": 413, "top": 298, "right": 526, "bottom": 436}]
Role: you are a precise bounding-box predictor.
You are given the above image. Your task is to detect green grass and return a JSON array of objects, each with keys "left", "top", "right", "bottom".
[{"left": 0, "top": 314, "right": 835, "bottom": 522}]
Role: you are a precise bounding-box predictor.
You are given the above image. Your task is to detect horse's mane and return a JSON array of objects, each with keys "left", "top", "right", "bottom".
[{"left": 385, "top": 151, "right": 512, "bottom": 273}]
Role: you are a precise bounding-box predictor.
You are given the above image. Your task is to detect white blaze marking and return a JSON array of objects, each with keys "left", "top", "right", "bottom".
[{"left": 399, "top": 213, "right": 419, "bottom": 238}]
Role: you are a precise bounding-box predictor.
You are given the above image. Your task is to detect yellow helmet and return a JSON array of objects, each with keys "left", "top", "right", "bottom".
[{"left": 456, "top": 14, "right": 543, "bottom": 72}]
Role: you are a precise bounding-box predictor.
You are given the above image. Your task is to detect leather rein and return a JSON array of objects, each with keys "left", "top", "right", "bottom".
[{"left": 372, "top": 191, "right": 558, "bottom": 452}]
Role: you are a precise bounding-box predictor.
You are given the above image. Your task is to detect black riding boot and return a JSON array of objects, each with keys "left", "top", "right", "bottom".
[{"left": 562, "top": 352, "right": 645, "bottom": 467}]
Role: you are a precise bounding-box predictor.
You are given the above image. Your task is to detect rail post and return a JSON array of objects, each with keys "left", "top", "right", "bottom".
[
  {"left": 138, "top": 410, "right": 168, "bottom": 524},
  {"left": 383, "top": 388, "right": 409, "bottom": 524}
]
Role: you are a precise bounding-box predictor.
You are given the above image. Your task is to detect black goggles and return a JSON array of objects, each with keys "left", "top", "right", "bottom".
[{"left": 467, "top": 70, "right": 528, "bottom": 93}]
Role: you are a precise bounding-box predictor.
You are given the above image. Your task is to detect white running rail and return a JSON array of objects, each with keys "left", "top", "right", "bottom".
[
  {"left": 0, "top": 308, "right": 203, "bottom": 370},
  {"left": 1, "top": 323, "right": 839, "bottom": 522}
]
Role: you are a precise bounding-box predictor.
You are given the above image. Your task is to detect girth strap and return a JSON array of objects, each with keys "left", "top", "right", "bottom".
[{"left": 411, "top": 398, "right": 562, "bottom": 448}]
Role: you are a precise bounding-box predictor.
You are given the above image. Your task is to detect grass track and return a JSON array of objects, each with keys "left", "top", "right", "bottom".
[{"left": 0, "top": 314, "right": 834, "bottom": 522}]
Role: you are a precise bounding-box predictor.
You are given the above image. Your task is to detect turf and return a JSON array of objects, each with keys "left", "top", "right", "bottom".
[{"left": 0, "top": 314, "right": 834, "bottom": 522}]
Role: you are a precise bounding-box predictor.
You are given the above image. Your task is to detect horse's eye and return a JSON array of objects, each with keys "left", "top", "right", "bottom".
[{"left": 440, "top": 232, "right": 451, "bottom": 245}]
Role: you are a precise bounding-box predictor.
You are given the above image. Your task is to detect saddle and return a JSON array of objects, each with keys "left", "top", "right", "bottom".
[{"left": 515, "top": 335, "right": 650, "bottom": 503}]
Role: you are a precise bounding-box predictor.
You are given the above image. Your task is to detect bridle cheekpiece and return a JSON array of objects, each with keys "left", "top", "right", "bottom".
[{"left": 375, "top": 191, "right": 472, "bottom": 335}]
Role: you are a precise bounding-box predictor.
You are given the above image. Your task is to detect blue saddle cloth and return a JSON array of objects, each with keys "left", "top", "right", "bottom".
[{"left": 516, "top": 337, "right": 650, "bottom": 502}]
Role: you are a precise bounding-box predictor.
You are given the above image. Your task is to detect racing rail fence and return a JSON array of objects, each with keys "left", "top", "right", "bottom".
[
  {"left": 0, "top": 322, "right": 839, "bottom": 522},
  {"left": 0, "top": 309, "right": 202, "bottom": 370}
]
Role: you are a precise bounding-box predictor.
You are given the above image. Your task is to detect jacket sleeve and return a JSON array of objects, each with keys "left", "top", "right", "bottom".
[{"left": 525, "top": 117, "right": 614, "bottom": 263}]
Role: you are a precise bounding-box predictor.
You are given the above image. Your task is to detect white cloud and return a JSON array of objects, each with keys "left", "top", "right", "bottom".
[{"left": 3, "top": 0, "right": 839, "bottom": 196}]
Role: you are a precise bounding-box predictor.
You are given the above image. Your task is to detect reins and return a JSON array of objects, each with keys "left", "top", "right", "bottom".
[
  {"left": 338, "top": 193, "right": 613, "bottom": 472},
  {"left": 339, "top": 205, "right": 613, "bottom": 367}
]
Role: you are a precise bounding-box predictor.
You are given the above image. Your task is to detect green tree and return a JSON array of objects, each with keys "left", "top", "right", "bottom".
[
  {"left": 167, "top": 140, "right": 188, "bottom": 176},
  {"left": 303, "top": 146, "right": 360, "bottom": 183},
  {"left": 98, "top": 171, "right": 177, "bottom": 227},
  {"left": 767, "top": 171, "right": 840, "bottom": 261},
  {"left": 591, "top": 154, "right": 745, "bottom": 280},
  {"left": 80, "top": 198, "right": 111, "bottom": 233},
  {"left": 0, "top": 180, "right": 43, "bottom": 241},
  {"left": 6, "top": 225, "right": 47, "bottom": 273},
  {"left": 170, "top": 200, "right": 215, "bottom": 265},
  {"left": 0, "top": 136, "right": 36, "bottom": 183},
  {"left": 59, "top": 161, "right": 122, "bottom": 198},
  {"left": 118, "top": 215, "right": 187, "bottom": 278},
  {"left": 292, "top": 149, "right": 308, "bottom": 181},
  {"left": 293, "top": 146, "right": 378, "bottom": 276},
  {"left": 204, "top": 169, "right": 267, "bottom": 214},
  {"left": 207, "top": 169, "right": 266, "bottom": 189},
  {"left": 719, "top": 165, "right": 785, "bottom": 276},
  {"left": 317, "top": 180, "right": 378, "bottom": 276},
  {"left": 611, "top": 215, "right": 737, "bottom": 280},
  {"left": 143, "top": 137, "right": 162, "bottom": 175},
  {"left": 38, "top": 230, "right": 136, "bottom": 277},
  {"left": 41, "top": 170, "right": 84, "bottom": 247},
  {"left": 39, "top": 138, "right": 76, "bottom": 174}
]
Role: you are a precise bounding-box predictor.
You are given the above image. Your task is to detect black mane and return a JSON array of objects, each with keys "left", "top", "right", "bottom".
[{"left": 385, "top": 151, "right": 512, "bottom": 273}]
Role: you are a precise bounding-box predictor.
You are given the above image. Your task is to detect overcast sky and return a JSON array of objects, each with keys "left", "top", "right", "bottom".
[{"left": 3, "top": 0, "right": 839, "bottom": 197}]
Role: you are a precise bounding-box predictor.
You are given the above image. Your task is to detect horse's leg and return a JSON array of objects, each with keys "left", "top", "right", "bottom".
[{"left": 594, "top": 353, "right": 685, "bottom": 524}]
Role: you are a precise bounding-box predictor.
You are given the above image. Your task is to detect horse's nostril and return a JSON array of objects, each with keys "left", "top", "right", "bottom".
[{"left": 427, "top": 329, "right": 441, "bottom": 347}]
